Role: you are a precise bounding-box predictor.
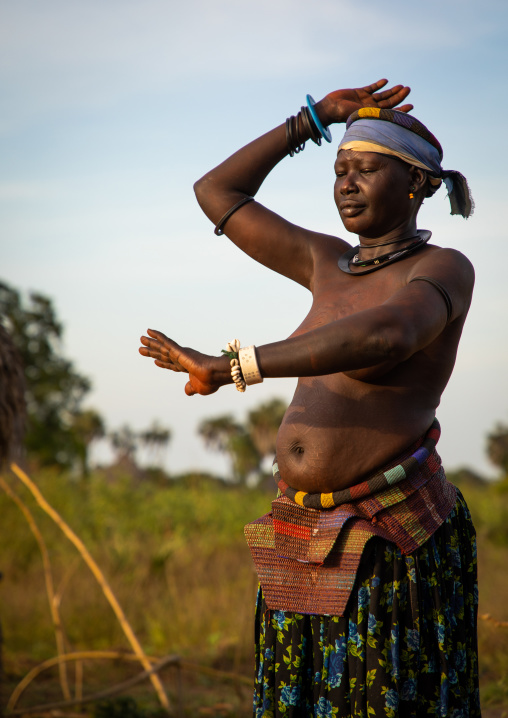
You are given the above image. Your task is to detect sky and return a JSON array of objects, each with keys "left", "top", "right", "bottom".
[{"left": 2, "top": 0, "right": 508, "bottom": 479}]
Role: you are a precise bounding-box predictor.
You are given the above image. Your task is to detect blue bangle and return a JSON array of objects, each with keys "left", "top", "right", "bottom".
[{"left": 306, "top": 95, "right": 332, "bottom": 143}]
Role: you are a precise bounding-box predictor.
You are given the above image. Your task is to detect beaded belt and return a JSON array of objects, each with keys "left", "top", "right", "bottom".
[{"left": 244, "top": 420, "right": 457, "bottom": 616}]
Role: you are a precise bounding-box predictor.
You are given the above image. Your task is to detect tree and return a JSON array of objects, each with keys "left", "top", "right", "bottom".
[
  {"left": 72, "top": 409, "right": 106, "bottom": 476},
  {"left": 198, "top": 415, "right": 242, "bottom": 453},
  {"left": 109, "top": 422, "right": 172, "bottom": 473},
  {"left": 486, "top": 422, "right": 508, "bottom": 475},
  {"left": 110, "top": 425, "right": 139, "bottom": 465},
  {"left": 229, "top": 432, "right": 261, "bottom": 483},
  {"left": 0, "top": 323, "right": 26, "bottom": 464},
  {"left": 139, "top": 421, "right": 171, "bottom": 467},
  {"left": 198, "top": 398, "right": 288, "bottom": 483},
  {"left": 0, "top": 281, "right": 99, "bottom": 470},
  {"left": 247, "top": 398, "right": 288, "bottom": 461},
  {"left": 198, "top": 414, "right": 261, "bottom": 483},
  {"left": 445, "top": 467, "right": 485, "bottom": 488}
]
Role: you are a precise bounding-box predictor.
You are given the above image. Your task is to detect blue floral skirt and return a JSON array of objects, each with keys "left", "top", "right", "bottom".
[{"left": 253, "top": 489, "right": 480, "bottom": 717}]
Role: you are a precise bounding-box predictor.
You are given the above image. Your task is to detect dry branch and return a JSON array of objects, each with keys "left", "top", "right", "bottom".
[
  {"left": 6, "top": 650, "right": 253, "bottom": 716},
  {"left": 0, "top": 475, "right": 71, "bottom": 701},
  {"left": 8, "top": 462, "right": 171, "bottom": 713},
  {"left": 479, "top": 612, "right": 508, "bottom": 629},
  {"left": 5, "top": 654, "right": 180, "bottom": 716}
]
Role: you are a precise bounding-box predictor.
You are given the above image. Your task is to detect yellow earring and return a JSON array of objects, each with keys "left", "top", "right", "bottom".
[{"left": 409, "top": 186, "right": 415, "bottom": 200}]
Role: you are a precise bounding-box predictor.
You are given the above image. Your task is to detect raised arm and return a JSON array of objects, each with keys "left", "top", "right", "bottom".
[{"left": 193, "top": 80, "right": 412, "bottom": 289}]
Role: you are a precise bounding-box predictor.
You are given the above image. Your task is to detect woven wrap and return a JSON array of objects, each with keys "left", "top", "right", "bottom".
[{"left": 244, "top": 420, "right": 457, "bottom": 616}]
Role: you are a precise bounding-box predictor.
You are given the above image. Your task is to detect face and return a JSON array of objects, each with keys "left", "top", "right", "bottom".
[{"left": 334, "top": 150, "right": 414, "bottom": 239}]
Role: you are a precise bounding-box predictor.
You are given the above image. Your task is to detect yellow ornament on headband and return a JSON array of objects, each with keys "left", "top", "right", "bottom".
[{"left": 357, "top": 107, "right": 381, "bottom": 119}]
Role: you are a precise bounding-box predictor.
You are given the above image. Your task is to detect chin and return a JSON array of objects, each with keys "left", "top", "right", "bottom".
[
  {"left": 341, "top": 215, "right": 390, "bottom": 240},
  {"left": 340, "top": 216, "right": 372, "bottom": 238}
]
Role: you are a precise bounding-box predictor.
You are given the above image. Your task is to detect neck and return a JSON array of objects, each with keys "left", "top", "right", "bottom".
[
  {"left": 358, "top": 222, "right": 418, "bottom": 259},
  {"left": 338, "top": 230, "right": 432, "bottom": 276}
]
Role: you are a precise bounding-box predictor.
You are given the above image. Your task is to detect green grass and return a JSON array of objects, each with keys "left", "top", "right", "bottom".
[
  {"left": 451, "top": 475, "right": 508, "bottom": 712},
  {"left": 1, "top": 466, "right": 507, "bottom": 715},
  {"left": 1, "top": 467, "right": 270, "bottom": 714}
]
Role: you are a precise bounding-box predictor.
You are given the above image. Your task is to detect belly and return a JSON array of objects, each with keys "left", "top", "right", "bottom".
[{"left": 275, "top": 375, "right": 436, "bottom": 493}]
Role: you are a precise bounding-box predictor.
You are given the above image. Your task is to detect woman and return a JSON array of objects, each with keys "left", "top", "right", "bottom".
[{"left": 139, "top": 80, "right": 479, "bottom": 717}]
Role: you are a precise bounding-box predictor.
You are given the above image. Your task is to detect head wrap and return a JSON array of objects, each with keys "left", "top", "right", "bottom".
[{"left": 338, "top": 108, "right": 474, "bottom": 218}]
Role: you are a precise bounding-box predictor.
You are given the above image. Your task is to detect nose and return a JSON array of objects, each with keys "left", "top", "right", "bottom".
[
  {"left": 336, "top": 170, "right": 358, "bottom": 195},
  {"left": 337, "top": 171, "right": 359, "bottom": 195}
]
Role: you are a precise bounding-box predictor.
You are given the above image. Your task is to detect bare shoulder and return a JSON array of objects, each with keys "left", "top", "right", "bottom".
[
  {"left": 409, "top": 246, "right": 474, "bottom": 287},
  {"left": 408, "top": 246, "right": 475, "bottom": 319},
  {"left": 418, "top": 246, "right": 474, "bottom": 272}
]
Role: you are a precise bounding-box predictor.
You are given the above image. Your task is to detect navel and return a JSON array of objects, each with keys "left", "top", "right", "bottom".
[{"left": 290, "top": 443, "right": 305, "bottom": 456}]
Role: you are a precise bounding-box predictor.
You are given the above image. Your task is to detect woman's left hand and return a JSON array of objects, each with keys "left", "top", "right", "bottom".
[{"left": 317, "top": 79, "right": 413, "bottom": 126}]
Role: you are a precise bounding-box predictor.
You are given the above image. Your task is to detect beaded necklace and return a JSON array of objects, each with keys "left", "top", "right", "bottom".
[{"left": 338, "top": 230, "right": 432, "bottom": 276}]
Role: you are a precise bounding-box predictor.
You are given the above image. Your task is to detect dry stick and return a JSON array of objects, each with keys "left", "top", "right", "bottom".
[
  {"left": 7, "top": 650, "right": 252, "bottom": 712},
  {"left": 9, "top": 463, "right": 171, "bottom": 713},
  {"left": 75, "top": 659, "right": 83, "bottom": 703},
  {"left": 5, "top": 654, "right": 180, "bottom": 716},
  {"left": 479, "top": 613, "right": 508, "bottom": 628},
  {"left": 0, "top": 476, "right": 72, "bottom": 702},
  {"left": 8, "top": 651, "right": 150, "bottom": 710}
]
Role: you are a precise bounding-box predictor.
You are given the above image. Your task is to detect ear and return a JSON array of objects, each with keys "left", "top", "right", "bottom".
[{"left": 408, "top": 166, "right": 427, "bottom": 194}]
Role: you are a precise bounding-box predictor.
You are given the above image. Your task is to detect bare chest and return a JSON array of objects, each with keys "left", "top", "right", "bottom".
[{"left": 290, "top": 257, "right": 404, "bottom": 337}]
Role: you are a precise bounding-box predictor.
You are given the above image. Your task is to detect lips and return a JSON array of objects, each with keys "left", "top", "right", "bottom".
[{"left": 339, "top": 201, "right": 365, "bottom": 217}]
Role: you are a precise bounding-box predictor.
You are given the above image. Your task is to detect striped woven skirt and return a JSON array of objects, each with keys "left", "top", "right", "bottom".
[{"left": 253, "top": 489, "right": 481, "bottom": 717}]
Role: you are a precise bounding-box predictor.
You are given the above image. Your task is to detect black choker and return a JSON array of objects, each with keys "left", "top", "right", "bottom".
[
  {"left": 358, "top": 234, "right": 418, "bottom": 249},
  {"left": 338, "top": 230, "right": 432, "bottom": 276}
]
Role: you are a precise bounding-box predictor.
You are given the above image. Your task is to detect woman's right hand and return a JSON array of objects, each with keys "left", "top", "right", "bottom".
[
  {"left": 139, "top": 329, "right": 231, "bottom": 396},
  {"left": 317, "top": 79, "right": 413, "bottom": 126}
]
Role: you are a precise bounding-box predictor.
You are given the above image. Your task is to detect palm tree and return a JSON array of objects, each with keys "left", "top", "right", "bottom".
[
  {"left": 229, "top": 432, "right": 261, "bottom": 483},
  {"left": 247, "top": 398, "right": 287, "bottom": 461},
  {"left": 72, "top": 409, "right": 105, "bottom": 477},
  {"left": 198, "top": 415, "right": 242, "bottom": 452},
  {"left": 110, "top": 425, "right": 139, "bottom": 466},
  {"left": 486, "top": 422, "right": 508, "bottom": 475},
  {"left": 198, "top": 414, "right": 261, "bottom": 483},
  {"left": 139, "top": 421, "right": 171, "bottom": 468}
]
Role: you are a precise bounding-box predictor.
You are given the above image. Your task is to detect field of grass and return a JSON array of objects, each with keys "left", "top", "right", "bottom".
[
  {"left": 0, "top": 465, "right": 507, "bottom": 717},
  {"left": 455, "top": 475, "right": 508, "bottom": 715}
]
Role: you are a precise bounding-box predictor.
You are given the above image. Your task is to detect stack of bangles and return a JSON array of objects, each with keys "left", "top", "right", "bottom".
[
  {"left": 286, "top": 94, "right": 333, "bottom": 156},
  {"left": 213, "top": 94, "right": 332, "bottom": 236},
  {"left": 221, "top": 340, "right": 263, "bottom": 392}
]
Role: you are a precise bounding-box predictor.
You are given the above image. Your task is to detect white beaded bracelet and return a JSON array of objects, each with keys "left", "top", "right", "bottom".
[
  {"left": 224, "top": 339, "right": 246, "bottom": 392},
  {"left": 239, "top": 345, "right": 264, "bottom": 385}
]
